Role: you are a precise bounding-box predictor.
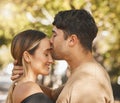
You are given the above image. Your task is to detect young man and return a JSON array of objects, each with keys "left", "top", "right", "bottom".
[{"left": 11, "top": 9, "right": 114, "bottom": 103}]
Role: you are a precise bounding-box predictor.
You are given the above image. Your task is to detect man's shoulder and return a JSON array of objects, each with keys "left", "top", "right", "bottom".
[{"left": 75, "top": 61, "right": 110, "bottom": 80}]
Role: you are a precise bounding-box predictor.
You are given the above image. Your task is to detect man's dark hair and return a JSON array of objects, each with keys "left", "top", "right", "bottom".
[{"left": 53, "top": 9, "right": 98, "bottom": 52}]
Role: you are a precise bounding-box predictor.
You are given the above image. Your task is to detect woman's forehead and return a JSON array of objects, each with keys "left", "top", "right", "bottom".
[{"left": 38, "top": 38, "right": 51, "bottom": 51}]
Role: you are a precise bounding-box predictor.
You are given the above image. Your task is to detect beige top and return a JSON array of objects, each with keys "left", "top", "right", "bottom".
[{"left": 56, "top": 62, "right": 114, "bottom": 103}]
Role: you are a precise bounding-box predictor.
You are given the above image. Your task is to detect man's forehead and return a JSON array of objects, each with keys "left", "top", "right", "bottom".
[{"left": 52, "top": 27, "right": 64, "bottom": 34}]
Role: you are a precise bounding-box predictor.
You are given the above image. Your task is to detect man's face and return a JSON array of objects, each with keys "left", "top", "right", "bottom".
[{"left": 50, "top": 26, "right": 67, "bottom": 60}]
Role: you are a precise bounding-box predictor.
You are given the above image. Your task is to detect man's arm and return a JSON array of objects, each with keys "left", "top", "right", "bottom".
[
  {"left": 11, "top": 61, "right": 23, "bottom": 80},
  {"left": 11, "top": 60, "right": 64, "bottom": 101},
  {"left": 39, "top": 84, "right": 53, "bottom": 99},
  {"left": 51, "top": 85, "right": 64, "bottom": 101},
  {"left": 39, "top": 84, "right": 64, "bottom": 101}
]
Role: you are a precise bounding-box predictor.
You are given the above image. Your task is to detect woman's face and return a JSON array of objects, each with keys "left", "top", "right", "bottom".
[{"left": 29, "top": 37, "right": 53, "bottom": 75}]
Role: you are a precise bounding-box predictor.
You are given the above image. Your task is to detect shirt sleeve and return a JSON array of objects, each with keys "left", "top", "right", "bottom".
[{"left": 21, "top": 93, "right": 54, "bottom": 103}]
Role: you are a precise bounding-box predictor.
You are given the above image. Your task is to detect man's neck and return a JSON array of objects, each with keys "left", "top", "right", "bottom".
[{"left": 67, "top": 51, "right": 95, "bottom": 73}]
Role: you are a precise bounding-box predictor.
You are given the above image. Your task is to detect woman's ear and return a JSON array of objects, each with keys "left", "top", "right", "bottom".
[
  {"left": 23, "top": 51, "right": 31, "bottom": 63},
  {"left": 68, "top": 34, "right": 78, "bottom": 46}
]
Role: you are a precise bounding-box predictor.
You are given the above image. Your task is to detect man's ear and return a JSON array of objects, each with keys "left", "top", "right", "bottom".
[
  {"left": 68, "top": 34, "right": 78, "bottom": 46},
  {"left": 23, "top": 51, "right": 31, "bottom": 63}
]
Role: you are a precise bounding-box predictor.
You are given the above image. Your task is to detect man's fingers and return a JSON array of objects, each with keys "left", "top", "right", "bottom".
[
  {"left": 11, "top": 74, "right": 20, "bottom": 81},
  {"left": 11, "top": 61, "right": 23, "bottom": 81},
  {"left": 13, "top": 65, "right": 23, "bottom": 70},
  {"left": 12, "top": 65, "right": 23, "bottom": 75},
  {"left": 12, "top": 69, "right": 23, "bottom": 76},
  {"left": 13, "top": 60, "right": 18, "bottom": 65}
]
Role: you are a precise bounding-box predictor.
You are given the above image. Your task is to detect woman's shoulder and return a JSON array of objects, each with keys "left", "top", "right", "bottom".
[
  {"left": 21, "top": 81, "right": 42, "bottom": 92},
  {"left": 13, "top": 81, "right": 43, "bottom": 103}
]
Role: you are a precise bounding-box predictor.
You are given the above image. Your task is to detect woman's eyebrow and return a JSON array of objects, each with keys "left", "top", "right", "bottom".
[{"left": 44, "top": 47, "right": 53, "bottom": 51}]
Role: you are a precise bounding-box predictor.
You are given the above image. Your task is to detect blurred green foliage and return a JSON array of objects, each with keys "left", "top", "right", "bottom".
[{"left": 0, "top": 0, "right": 120, "bottom": 84}]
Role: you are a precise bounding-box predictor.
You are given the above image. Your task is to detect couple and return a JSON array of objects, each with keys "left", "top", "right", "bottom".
[{"left": 6, "top": 9, "right": 114, "bottom": 103}]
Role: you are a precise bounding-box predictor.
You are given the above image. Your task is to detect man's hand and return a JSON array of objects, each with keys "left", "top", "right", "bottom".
[{"left": 11, "top": 60, "right": 23, "bottom": 81}]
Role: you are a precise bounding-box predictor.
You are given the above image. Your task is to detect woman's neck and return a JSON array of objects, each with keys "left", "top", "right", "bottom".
[{"left": 18, "top": 69, "right": 38, "bottom": 84}]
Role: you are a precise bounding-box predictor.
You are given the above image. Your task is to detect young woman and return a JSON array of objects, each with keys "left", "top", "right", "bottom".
[{"left": 6, "top": 30, "right": 54, "bottom": 103}]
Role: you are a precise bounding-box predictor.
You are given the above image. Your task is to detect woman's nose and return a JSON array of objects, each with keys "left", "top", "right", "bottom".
[{"left": 49, "top": 55, "right": 53, "bottom": 64}]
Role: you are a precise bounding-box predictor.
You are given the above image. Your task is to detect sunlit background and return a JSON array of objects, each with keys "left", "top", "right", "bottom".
[{"left": 0, "top": 0, "right": 120, "bottom": 103}]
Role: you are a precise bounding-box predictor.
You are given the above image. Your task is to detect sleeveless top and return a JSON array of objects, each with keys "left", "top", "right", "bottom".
[{"left": 21, "top": 93, "right": 54, "bottom": 103}]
